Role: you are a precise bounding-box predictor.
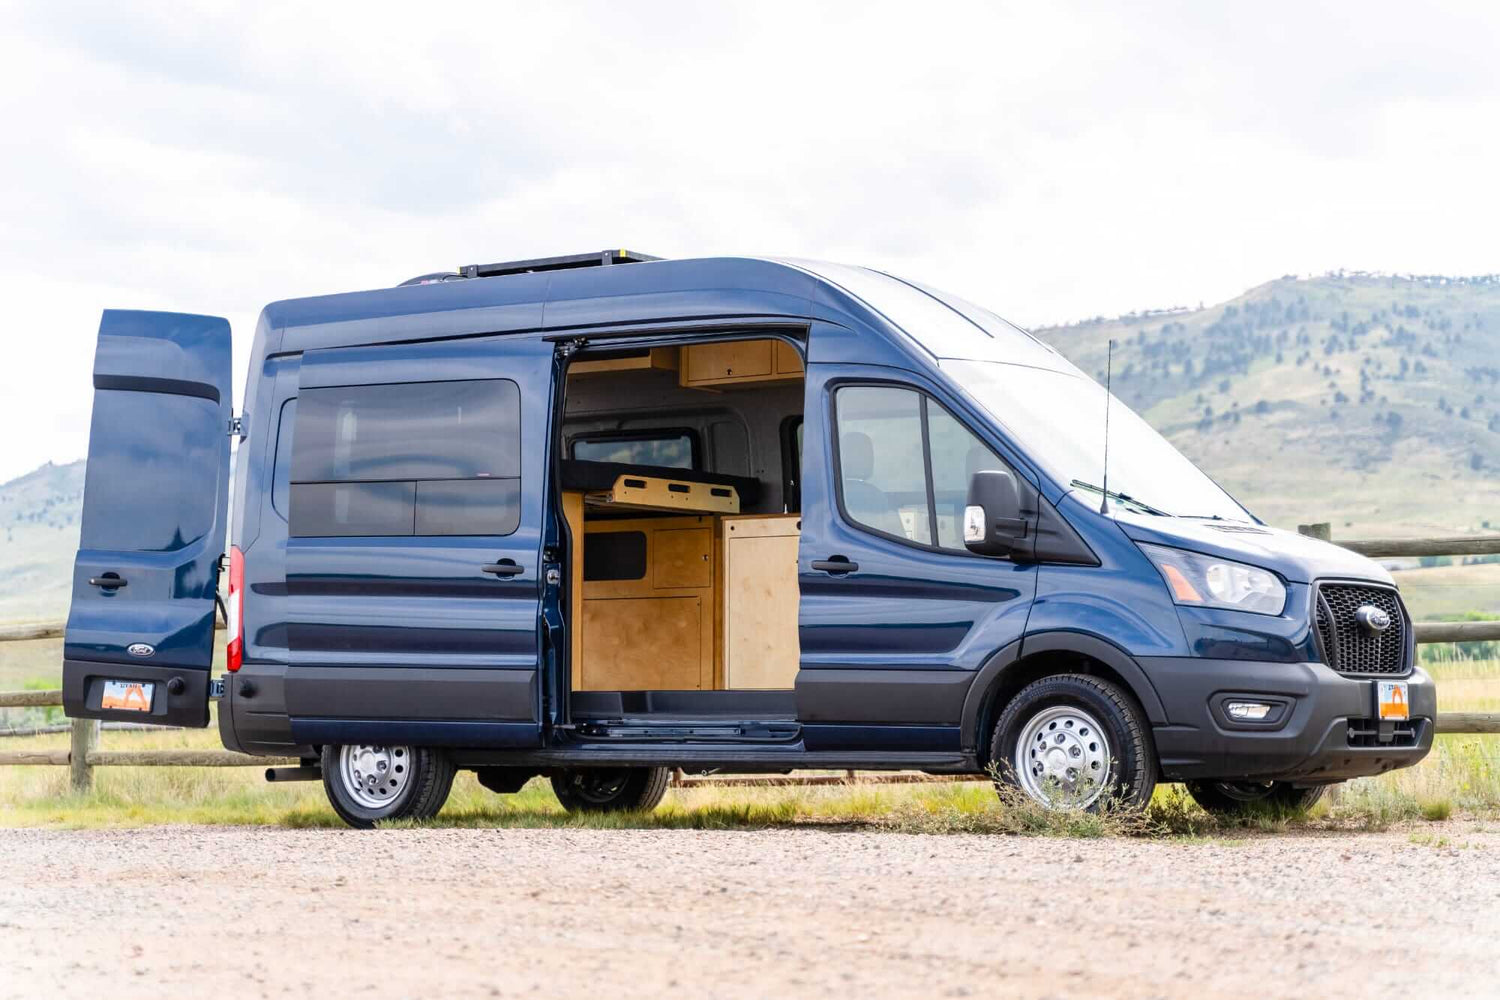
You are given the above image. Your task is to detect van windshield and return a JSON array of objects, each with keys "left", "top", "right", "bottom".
[{"left": 941, "top": 359, "right": 1252, "bottom": 522}]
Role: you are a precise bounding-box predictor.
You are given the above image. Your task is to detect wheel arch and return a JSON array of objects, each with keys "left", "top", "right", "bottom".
[{"left": 961, "top": 631, "right": 1168, "bottom": 768}]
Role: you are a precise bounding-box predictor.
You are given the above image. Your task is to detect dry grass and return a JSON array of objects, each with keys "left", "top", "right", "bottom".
[{"left": 1, "top": 660, "right": 1497, "bottom": 835}]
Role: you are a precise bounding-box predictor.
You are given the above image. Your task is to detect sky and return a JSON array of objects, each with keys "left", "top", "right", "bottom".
[{"left": 2, "top": 0, "right": 1499, "bottom": 483}]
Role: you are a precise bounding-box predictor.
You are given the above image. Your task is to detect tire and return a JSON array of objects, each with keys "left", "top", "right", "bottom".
[
  {"left": 321, "top": 744, "right": 456, "bottom": 829},
  {"left": 1186, "top": 780, "right": 1328, "bottom": 815},
  {"left": 990, "top": 673, "right": 1157, "bottom": 811},
  {"left": 550, "top": 766, "right": 670, "bottom": 814}
]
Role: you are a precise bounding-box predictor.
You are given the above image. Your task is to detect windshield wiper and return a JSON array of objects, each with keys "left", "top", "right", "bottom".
[{"left": 1070, "top": 480, "right": 1172, "bottom": 517}]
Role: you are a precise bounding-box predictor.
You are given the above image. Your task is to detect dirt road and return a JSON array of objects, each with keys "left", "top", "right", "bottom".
[{"left": 2, "top": 824, "right": 1498, "bottom": 999}]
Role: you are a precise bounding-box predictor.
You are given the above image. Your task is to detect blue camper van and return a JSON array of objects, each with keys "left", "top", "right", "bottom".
[{"left": 62, "top": 251, "right": 1433, "bottom": 827}]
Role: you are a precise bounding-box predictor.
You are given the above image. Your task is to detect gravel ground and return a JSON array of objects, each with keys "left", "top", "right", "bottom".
[{"left": 2, "top": 824, "right": 1499, "bottom": 999}]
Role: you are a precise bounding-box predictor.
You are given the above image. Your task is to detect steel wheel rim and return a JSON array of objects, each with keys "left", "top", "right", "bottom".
[
  {"left": 1015, "top": 705, "right": 1112, "bottom": 809},
  {"left": 338, "top": 744, "right": 411, "bottom": 810}
]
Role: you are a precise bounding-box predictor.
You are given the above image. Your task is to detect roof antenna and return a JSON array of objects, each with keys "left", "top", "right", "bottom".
[{"left": 1099, "top": 338, "right": 1115, "bottom": 515}]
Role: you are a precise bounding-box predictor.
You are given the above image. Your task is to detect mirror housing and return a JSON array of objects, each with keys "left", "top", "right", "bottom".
[{"left": 964, "top": 470, "right": 1031, "bottom": 558}]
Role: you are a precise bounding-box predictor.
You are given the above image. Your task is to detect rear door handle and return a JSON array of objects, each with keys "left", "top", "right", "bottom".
[
  {"left": 89, "top": 574, "right": 127, "bottom": 589},
  {"left": 481, "top": 560, "right": 525, "bottom": 577},
  {"left": 810, "top": 557, "right": 858, "bottom": 575}
]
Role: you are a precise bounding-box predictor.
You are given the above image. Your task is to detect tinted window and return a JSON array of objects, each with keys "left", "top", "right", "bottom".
[
  {"left": 572, "top": 431, "right": 695, "bottom": 469},
  {"left": 79, "top": 391, "right": 220, "bottom": 552},
  {"left": 834, "top": 386, "right": 1011, "bottom": 554},
  {"left": 293, "top": 380, "right": 519, "bottom": 482},
  {"left": 834, "top": 387, "right": 930, "bottom": 544},
  {"left": 583, "top": 531, "right": 648, "bottom": 581},
  {"left": 289, "top": 378, "right": 521, "bottom": 538}
]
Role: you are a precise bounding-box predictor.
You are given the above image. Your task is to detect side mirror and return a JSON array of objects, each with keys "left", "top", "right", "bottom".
[{"left": 964, "top": 470, "right": 1030, "bottom": 558}]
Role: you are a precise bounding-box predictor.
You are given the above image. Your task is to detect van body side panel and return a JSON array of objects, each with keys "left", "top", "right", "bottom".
[{"left": 794, "top": 360, "right": 1038, "bottom": 751}]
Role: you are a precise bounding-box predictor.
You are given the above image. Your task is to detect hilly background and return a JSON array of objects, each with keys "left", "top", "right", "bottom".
[{"left": 2, "top": 272, "right": 1497, "bottom": 624}]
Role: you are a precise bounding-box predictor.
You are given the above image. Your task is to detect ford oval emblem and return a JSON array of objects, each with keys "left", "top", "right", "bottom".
[
  {"left": 1355, "top": 606, "right": 1392, "bottom": 634},
  {"left": 126, "top": 642, "right": 155, "bottom": 657}
]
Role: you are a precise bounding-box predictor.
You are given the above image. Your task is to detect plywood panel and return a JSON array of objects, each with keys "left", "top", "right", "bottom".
[
  {"left": 684, "top": 340, "right": 773, "bottom": 383},
  {"left": 775, "top": 339, "right": 804, "bottom": 374},
  {"left": 654, "top": 527, "right": 712, "bottom": 589},
  {"left": 581, "top": 597, "right": 704, "bottom": 690},
  {"left": 722, "top": 515, "right": 801, "bottom": 690}
]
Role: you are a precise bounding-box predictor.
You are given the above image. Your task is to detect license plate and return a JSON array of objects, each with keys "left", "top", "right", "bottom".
[
  {"left": 1376, "top": 680, "right": 1410, "bottom": 721},
  {"left": 101, "top": 679, "right": 154, "bottom": 713}
]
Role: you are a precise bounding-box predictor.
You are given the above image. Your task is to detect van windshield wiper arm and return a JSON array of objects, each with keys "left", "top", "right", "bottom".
[{"left": 1069, "top": 480, "right": 1171, "bottom": 517}]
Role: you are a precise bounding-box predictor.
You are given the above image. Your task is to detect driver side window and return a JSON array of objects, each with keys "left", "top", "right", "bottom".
[{"left": 833, "top": 385, "right": 1009, "bottom": 554}]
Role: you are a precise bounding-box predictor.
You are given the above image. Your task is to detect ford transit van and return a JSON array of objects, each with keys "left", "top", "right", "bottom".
[{"left": 62, "top": 250, "right": 1433, "bottom": 826}]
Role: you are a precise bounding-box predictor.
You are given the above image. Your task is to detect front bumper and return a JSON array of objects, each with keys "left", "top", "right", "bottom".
[{"left": 1142, "top": 657, "right": 1436, "bottom": 783}]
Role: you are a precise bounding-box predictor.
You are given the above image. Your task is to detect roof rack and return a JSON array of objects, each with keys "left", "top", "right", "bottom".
[{"left": 459, "top": 249, "right": 662, "bottom": 280}]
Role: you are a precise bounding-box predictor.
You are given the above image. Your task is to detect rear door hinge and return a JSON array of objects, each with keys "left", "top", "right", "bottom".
[
  {"left": 227, "top": 415, "right": 245, "bottom": 439},
  {"left": 557, "top": 337, "right": 588, "bottom": 358},
  {"left": 208, "top": 677, "right": 226, "bottom": 700}
]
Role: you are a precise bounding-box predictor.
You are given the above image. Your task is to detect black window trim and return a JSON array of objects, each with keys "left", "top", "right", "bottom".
[
  {"left": 567, "top": 426, "right": 702, "bottom": 470},
  {"left": 828, "top": 378, "right": 1022, "bottom": 561}
]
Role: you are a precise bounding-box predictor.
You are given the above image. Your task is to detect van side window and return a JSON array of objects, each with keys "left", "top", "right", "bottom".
[
  {"left": 833, "top": 385, "right": 1010, "bottom": 554},
  {"left": 289, "top": 379, "right": 521, "bottom": 537},
  {"left": 270, "top": 398, "right": 296, "bottom": 519},
  {"left": 571, "top": 429, "right": 697, "bottom": 469}
]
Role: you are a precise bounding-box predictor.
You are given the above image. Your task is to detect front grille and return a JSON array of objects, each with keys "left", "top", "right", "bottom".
[{"left": 1314, "top": 583, "right": 1409, "bottom": 676}]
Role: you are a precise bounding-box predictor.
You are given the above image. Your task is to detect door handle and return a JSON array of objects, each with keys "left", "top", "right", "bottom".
[
  {"left": 810, "top": 556, "right": 859, "bottom": 575},
  {"left": 481, "top": 560, "right": 525, "bottom": 577},
  {"left": 89, "top": 574, "right": 128, "bottom": 589}
]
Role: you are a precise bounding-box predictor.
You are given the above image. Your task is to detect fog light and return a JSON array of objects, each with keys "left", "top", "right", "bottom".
[{"left": 1226, "top": 701, "right": 1273, "bottom": 721}]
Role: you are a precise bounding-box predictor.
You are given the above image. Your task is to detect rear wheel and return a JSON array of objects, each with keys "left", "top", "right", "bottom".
[
  {"left": 321, "top": 744, "right": 456, "bottom": 829},
  {"left": 550, "top": 766, "right": 670, "bottom": 814},
  {"left": 990, "top": 674, "right": 1157, "bottom": 811},
  {"left": 1186, "top": 780, "right": 1328, "bottom": 815}
]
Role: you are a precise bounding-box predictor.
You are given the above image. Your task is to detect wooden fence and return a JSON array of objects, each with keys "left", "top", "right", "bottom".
[{"left": 2, "top": 524, "right": 1497, "bottom": 792}]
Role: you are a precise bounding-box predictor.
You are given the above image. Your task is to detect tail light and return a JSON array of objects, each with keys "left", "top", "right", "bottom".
[{"left": 226, "top": 546, "right": 244, "bottom": 672}]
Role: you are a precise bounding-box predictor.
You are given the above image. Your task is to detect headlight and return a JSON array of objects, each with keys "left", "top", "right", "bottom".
[{"left": 1138, "top": 543, "right": 1286, "bottom": 615}]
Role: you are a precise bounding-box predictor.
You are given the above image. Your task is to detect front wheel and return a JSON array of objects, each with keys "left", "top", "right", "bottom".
[
  {"left": 321, "top": 744, "right": 456, "bottom": 829},
  {"left": 990, "top": 674, "right": 1157, "bottom": 811},
  {"left": 1186, "top": 780, "right": 1328, "bottom": 815},
  {"left": 550, "top": 767, "right": 670, "bottom": 814}
]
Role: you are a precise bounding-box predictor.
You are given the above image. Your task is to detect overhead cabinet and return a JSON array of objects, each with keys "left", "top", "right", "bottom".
[{"left": 679, "top": 338, "right": 803, "bottom": 389}]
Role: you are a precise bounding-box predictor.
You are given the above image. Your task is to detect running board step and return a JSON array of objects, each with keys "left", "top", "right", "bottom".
[{"left": 576, "top": 721, "right": 802, "bottom": 743}]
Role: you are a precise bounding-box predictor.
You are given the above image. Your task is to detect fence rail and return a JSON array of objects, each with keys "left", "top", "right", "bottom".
[{"left": 2, "top": 526, "right": 1497, "bottom": 790}]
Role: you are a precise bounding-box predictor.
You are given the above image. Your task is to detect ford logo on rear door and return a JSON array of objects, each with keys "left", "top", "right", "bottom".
[
  {"left": 1355, "top": 606, "right": 1392, "bottom": 634},
  {"left": 127, "top": 643, "right": 155, "bottom": 657}
]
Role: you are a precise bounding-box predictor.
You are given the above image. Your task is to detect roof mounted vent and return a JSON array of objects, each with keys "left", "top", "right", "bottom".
[{"left": 460, "top": 249, "right": 662, "bottom": 280}]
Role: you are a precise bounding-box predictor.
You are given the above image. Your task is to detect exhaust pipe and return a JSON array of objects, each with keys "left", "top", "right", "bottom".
[{"left": 265, "top": 765, "right": 322, "bottom": 782}]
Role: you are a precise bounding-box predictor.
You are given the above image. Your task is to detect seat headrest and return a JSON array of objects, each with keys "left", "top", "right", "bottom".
[{"left": 841, "top": 431, "right": 875, "bottom": 480}]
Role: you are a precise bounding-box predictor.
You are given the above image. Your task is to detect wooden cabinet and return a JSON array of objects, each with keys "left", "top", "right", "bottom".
[
  {"left": 574, "top": 512, "right": 717, "bottom": 691},
  {"left": 680, "top": 339, "right": 802, "bottom": 389},
  {"left": 721, "top": 515, "right": 801, "bottom": 690}
]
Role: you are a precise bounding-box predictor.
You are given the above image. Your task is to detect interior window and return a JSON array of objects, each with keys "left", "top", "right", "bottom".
[
  {"left": 834, "top": 385, "right": 1010, "bottom": 554},
  {"left": 571, "top": 430, "right": 697, "bottom": 469},
  {"left": 289, "top": 378, "right": 521, "bottom": 537},
  {"left": 834, "top": 386, "right": 931, "bottom": 544}
]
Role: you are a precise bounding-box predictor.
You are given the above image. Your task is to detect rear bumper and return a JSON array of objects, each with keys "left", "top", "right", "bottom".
[{"left": 1142, "top": 657, "right": 1435, "bottom": 783}]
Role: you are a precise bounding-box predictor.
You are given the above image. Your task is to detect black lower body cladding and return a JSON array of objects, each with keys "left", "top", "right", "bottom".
[{"left": 1144, "top": 656, "right": 1436, "bottom": 782}]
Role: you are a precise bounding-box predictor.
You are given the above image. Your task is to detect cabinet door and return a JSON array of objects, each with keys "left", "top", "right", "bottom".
[
  {"left": 775, "top": 339, "right": 804, "bottom": 375},
  {"left": 723, "top": 518, "right": 801, "bottom": 689},
  {"left": 684, "top": 340, "right": 774, "bottom": 384}
]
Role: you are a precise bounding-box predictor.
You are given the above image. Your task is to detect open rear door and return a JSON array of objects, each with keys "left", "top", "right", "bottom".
[{"left": 63, "top": 310, "right": 233, "bottom": 728}]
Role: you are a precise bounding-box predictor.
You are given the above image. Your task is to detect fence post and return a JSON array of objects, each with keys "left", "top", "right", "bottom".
[
  {"left": 1297, "top": 522, "right": 1332, "bottom": 541},
  {"left": 69, "top": 718, "right": 98, "bottom": 792}
]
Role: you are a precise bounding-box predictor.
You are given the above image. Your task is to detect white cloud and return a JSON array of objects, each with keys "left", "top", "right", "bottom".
[{"left": 1, "top": 0, "right": 1498, "bottom": 481}]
